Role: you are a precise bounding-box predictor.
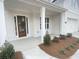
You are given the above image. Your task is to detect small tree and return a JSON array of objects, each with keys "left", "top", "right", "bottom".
[{"left": 43, "top": 31, "right": 51, "bottom": 45}]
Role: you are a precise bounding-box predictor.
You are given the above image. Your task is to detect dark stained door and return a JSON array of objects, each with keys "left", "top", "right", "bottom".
[{"left": 17, "top": 16, "right": 26, "bottom": 37}]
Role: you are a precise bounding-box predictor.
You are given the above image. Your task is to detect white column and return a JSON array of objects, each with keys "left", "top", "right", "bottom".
[
  {"left": 40, "top": 7, "right": 46, "bottom": 43},
  {"left": 60, "top": 12, "right": 67, "bottom": 35},
  {"left": 0, "top": 0, "right": 6, "bottom": 46}
]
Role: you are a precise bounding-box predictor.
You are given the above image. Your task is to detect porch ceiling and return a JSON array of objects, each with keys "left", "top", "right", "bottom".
[{"left": 4, "top": 0, "right": 66, "bottom": 14}]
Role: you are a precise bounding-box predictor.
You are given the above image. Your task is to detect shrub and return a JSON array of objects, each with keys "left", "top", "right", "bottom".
[
  {"left": 66, "top": 33, "right": 72, "bottom": 37},
  {"left": 59, "top": 48, "right": 65, "bottom": 55},
  {"left": 65, "top": 47, "right": 70, "bottom": 51},
  {"left": 0, "top": 41, "right": 15, "bottom": 59},
  {"left": 59, "top": 34, "right": 66, "bottom": 40},
  {"left": 69, "top": 44, "right": 75, "bottom": 49},
  {"left": 76, "top": 39, "right": 79, "bottom": 43},
  {"left": 73, "top": 43, "right": 77, "bottom": 45},
  {"left": 43, "top": 34, "right": 51, "bottom": 45},
  {"left": 52, "top": 36, "right": 59, "bottom": 42}
]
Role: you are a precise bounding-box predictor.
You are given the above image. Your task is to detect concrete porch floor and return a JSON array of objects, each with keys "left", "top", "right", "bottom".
[{"left": 10, "top": 37, "right": 41, "bottom": 52}]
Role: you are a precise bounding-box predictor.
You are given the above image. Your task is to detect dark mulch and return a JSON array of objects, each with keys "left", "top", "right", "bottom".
[{"left": 39, "top": 37, "right": 79, "bottom": 59}]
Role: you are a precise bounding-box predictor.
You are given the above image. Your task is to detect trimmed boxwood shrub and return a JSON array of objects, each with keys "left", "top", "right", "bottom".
[
  {"left": 43, "top": 34, "right": 51, "bottom": 45},
  {"left": 0, "top": 41, "right": 15, "bottom": 59}
]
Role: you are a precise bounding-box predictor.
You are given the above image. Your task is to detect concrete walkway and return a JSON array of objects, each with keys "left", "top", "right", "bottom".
[
  {"left": 10, "top": 37, "right": 41, "bottom": 51},
  {"left": 70, "top": 50, "right": 79, "bottom": 59},
  {"left": 23, "top": 46, "right": 58, "bottom": 59}
]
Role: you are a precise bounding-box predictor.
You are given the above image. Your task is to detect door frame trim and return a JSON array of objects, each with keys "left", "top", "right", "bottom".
[{"left": 14, "top": 15, "right": 29, "bottom": 39}]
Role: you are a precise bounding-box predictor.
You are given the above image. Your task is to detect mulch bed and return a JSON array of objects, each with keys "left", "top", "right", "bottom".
[
  {"left": 15, "top": 51, "right": 24, "bottom": 59},
  {"left": 39, "top": 37, "right": 79, "bottom": 59}
]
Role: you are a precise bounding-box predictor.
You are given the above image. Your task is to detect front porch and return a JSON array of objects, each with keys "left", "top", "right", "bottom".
[{"left": 4, "top": 0, "right": 66, "bottom": 42}]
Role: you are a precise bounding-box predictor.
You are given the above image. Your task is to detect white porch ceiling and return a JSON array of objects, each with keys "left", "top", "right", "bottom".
[{"left": 4, "top": 0, "right": 65, "bottom": 15}]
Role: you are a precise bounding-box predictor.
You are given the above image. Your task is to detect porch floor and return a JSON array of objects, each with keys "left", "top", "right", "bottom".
[{"left": 10, "top": 37, "right": 41, "bottom": 52}]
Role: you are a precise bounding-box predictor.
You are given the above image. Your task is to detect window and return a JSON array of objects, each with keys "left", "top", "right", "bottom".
[
  {"left": 70, "top": 0, "right": 79, "bottom": 10},
  {"left": 40, "top": 17, "right": 41, "bottom": 29},
  {"left": 45, "top": 18, "right": 49, "bottom": 29},
  {"left": 40, "top": 17, "right": 49, "bottom": 30}
]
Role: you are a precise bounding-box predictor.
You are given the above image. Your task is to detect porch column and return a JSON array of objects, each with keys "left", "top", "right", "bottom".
[
  {"left": 60, "top": 12, "right": 67, "bottom": 35},
  {"left": 0, "top": 0, "right": 6, "bottom": 46},
  {"left": 40, "top": 7, "right": 46, "bottom": 43}
]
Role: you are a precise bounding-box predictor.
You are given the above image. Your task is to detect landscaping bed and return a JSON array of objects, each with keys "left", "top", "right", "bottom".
[{"left": 39, "top": 37, "right": 79, "bottom": 59}]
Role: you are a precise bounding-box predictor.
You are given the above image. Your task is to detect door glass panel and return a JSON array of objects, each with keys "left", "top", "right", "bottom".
[{"left": 17, "top": 16, "right": 26, "bottom": 37}]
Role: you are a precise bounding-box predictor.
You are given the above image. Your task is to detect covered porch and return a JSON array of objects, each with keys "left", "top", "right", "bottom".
[{"left": 3, "top": 0, "right": 66, "bottom": 42}]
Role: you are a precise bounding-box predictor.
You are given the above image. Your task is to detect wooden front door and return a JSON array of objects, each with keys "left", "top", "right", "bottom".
[{"left": 17, "top": 16, "right": 26, "bottom": 37}]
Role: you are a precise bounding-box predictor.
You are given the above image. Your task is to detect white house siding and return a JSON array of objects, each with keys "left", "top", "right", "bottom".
[
  {"left": 51, "top": 15, "right": 60, "bottom": 35},
  {"left": 33, "top": 13, "right": 61, "bottom": 37},
  {"left": 4, "top": 8, "right": 61, "bottom": 41},
  {"left": 65, "top": 11, "right": 79, "bottom": 33},
  {"left": 5, "top": 9, "right": 16, "bottom": 41},
  {"left": 0, "top": 0, "right": 6, "bottom": 46}
]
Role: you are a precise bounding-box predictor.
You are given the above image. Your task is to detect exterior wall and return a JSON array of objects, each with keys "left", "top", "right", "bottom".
[
  {"left": 5, "top": 9, "right": 16, "bottom": 41},
  {"left": 65, "top": 11, "right": 79, "bottom": 33},
  {"left": 64, "top": 0, "right": 79, "bottom": 12},
  {"left": 51, "top": 15, "right": 60, "bottom": 35},
  {"left": 4, "top": 8, "right": 61, "bottom": 41},
  {"left": 5, "top": 9, "right": 35, "bottom": 41},
  {"left": 0, "top": 0, "right": 6, "bottom": 46},
  {"left": 60, "top": 11, "right": 79, "bottom": 34}
]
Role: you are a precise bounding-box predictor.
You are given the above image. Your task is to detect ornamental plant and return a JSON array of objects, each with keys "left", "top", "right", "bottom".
[
  {"left": 59, "top": 48, "right": 66, "bottom": 55},
  {"left": 0, "top": 41, "right": 15, "bottom": 59},
  {"left": 52, "top": 36, "right": 59, "bottom": 42},
  {"left": 69, "top": 44, "right": 75, "bottom": 49},
  {"left": 65, "top": 47, "right": 70, "bottom": 51},
  {"left": 59, "top": 34, "right": 66, "bottom": 40},
  {"left": 66, "top": 33, "right": 72, "bottom": 37},
  {"left": 43, "top": 32, "right": 51, "bottom": 45}
]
